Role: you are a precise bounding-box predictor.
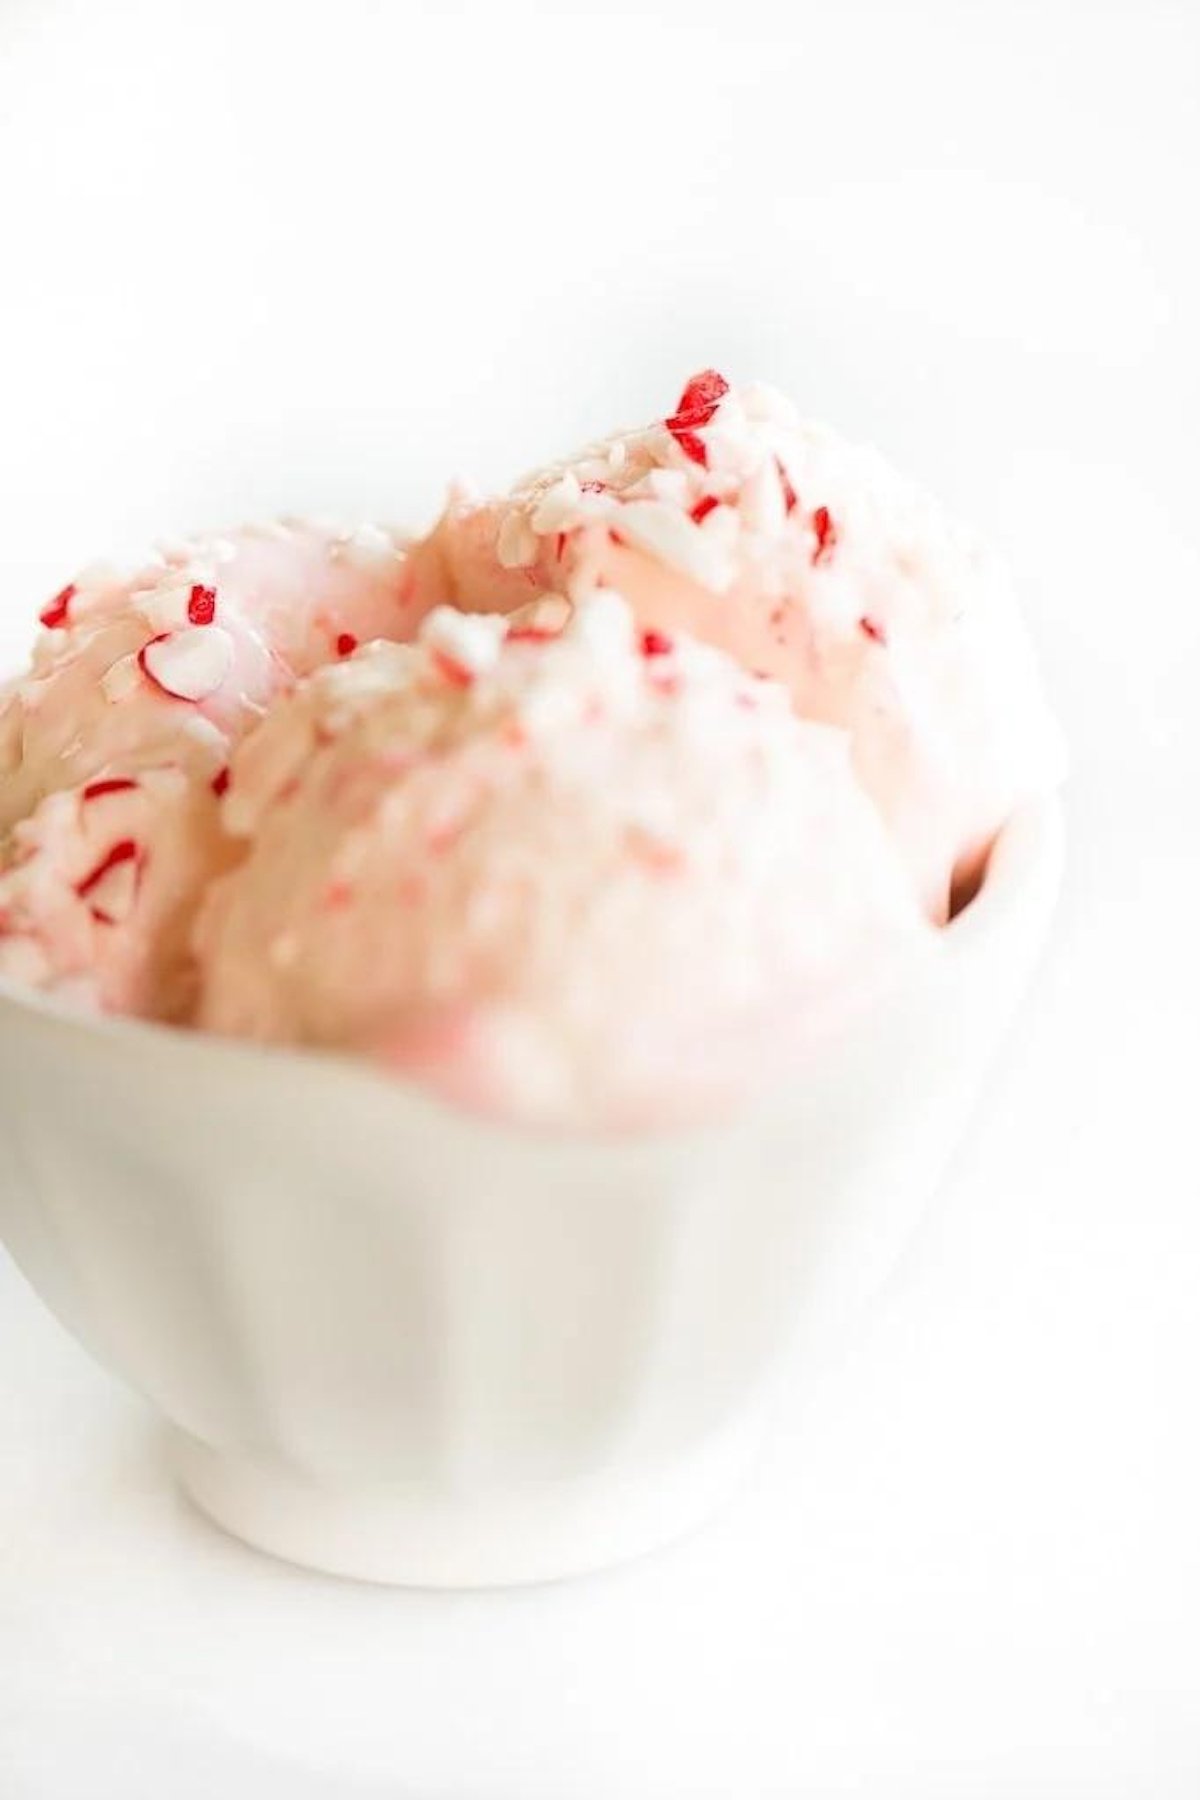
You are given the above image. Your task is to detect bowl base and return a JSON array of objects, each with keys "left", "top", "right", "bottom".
[{"left": 170, "top": 1413, "right": 767, "bottom": 1588}]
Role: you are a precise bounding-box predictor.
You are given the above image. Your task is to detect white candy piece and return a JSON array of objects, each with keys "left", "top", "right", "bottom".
[{"left": 139, "top": 627, "right": 235, "bottom": 703}]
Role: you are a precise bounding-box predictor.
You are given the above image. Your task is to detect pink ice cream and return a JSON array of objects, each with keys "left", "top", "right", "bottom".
[
  {"left": 0, "top": 768, "right": 233, "bottom": 1020},
  {"left": 411, "top": 373, "right": 1065, "bottom": 920},
  {"left": 0, "top": 373, "right": 1063, "bottom": 1129},
  {"left": 0, "top": 518, "right": 423, "bottom": 830},
  {"left": 195, "top": 594, "right": 934, "bottom": 1129},
  {"left": 0, "top": 518, "right": 432, "bottom": 1012}
]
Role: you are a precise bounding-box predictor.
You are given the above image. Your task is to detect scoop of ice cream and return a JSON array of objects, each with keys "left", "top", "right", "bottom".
[
  {"left": 411, "top": 372, "right": 1065, "bottom": 920},
  {"left": 0, "top": 517, "right": 438, "bottom": 1015},
  {"left": 0, "top": 766, "right": 233, "bottom": 1020},
  {"left": 0, "top": 517, "right": 426, "bottom": 833},
  {"left": 195, "top": 593, "right": 935, "bottom": 1129}
]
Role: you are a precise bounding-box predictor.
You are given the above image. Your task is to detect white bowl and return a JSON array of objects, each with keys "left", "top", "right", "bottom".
[{"left": 0, "top": 799, "right": 1062, "bottom": 1586}]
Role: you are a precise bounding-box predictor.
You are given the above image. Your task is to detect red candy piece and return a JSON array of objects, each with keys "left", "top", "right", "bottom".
[
  {"left": 640, "top": 629, "right": 673, "bottom": 658},
  {"left": 211, "top": 766, "right": 231, "bottom": 798},
  {"left": 39, "top": 584, "right": 76, "bottom": 630},
  {"left": 776, "top": 458, "right": 798, "bottom": 514},
  {"left": 82, "top": 777, "right": 139, "bottom": 803},
  {"left": 689, "top": 495, "right": 720, "bottom": 525},
  {"left": 187, "top": 584, "right": 217, "bottom": 626},
  {"left": 76, "top": 839, "right": 138, "bottom": 897},
  {"left": 858, "top": 615, "right": 888, "bottom": 645},
  {"left": 665, "top": 368, "right": 730, "bottom": 468},
  {"left": 336, "top": 632, "right": 358, "bottom": 658},
  {"left": 669, "top": 428, "right": 708, "bottom": 466},
  {"left": 671, "top": 369, "right": 729, "bottom": 425},
  {"left": 811, "top": 505, "right": 837, "bottom": 564},
  {"left": 74, "top": 839, "right": 142, "bottom": 924}
]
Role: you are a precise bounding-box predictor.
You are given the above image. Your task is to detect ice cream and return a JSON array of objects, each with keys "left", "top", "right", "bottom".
[
  {"left": 0, "top": 519, "right": 429, "bottom": 1011},
  {"left": 0, "top": 373, "right": 1063, "bottom": 1129},
  {"left": 194, "top": 593, "right": 935, "bottom": 1128},
  {"left": 0, "top": 518, "right": 422, "bottom": 831},
  {"left": 0, "top": 767, "right": 233, "bottom": 1020},
  {"left": 411, "top": 372, "right": 1065, "bottom": 920}
]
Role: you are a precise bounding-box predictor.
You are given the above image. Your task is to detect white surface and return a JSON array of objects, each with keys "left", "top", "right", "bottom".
[{"left": 1, "top": 0, "right": 1198, "bottom": 1793}]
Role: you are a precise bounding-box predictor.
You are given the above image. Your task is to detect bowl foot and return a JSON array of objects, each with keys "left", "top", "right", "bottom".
[{"left": 170, "top": 1413, "right": 766, "bottom": 1588}]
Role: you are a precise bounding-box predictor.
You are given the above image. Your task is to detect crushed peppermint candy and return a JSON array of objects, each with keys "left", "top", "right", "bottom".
[
  {"left": 74, "top": 839, "right": 142, "bottom": 925},
  {"left": 138, "top": 626, "right": 235, "bottom": 702},
  {"left": 421, "top": 606, "right": 508, "bottom": 682},
  {"left": 336, "top": 633, "right": 358, "bottom": 658},
  {"left": 640, "top": 629, "right": 673, "bottom": 658},
  {"left": 811, "top": 505, "right": 838, "bottom": 565},
  {"left": 670, "top": 370, "right": 729, "bottom": 426},
  {"left": 333, "top": 522, "right": 400, "bottom": 568},
  {"left": 82, "top": 777, "right": 140, "bottom": 803},
  {"left": 187, "top": 584, "right": 217, "bottom": 626},
  {"left": 39, "top": 584, "right": 76, "bottom": 630},
  {"left": 740, "top": 457, "right": 788, "bottom": 534},
  {"left": 665, "top": 369, "right": 730, "bottom": 467}
]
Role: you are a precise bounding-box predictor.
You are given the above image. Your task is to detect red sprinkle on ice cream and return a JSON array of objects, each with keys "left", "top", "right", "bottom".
[
  {"left": 665, "top": 368, "right": 730, "bottom": 468},
  {"left": 81, "top": 777, "right": 141, "bottom": 803},
  {"left": 187, "top": 584, "right": 217, "bottom": 626},
  {"left": 811, "top": 505, "right": 837, "bottom": 565},
  {"left": 39, "top": 584, "right": 76, "bottom": 630},
  {"left": 74, "top": 838, "right": 142, "bottom": 925}
]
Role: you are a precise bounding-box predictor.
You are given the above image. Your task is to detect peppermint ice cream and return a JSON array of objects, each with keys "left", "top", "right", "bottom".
[
  {"left": 195, "top": 594, "right": 934, "bottom": 1127},
  {"left": 0, "top": 518, "right": 420, "bottom": 830},
  {"left": 0, "top": 767, "right": 232, "bottom": 1020},
  {"left": 0, "top": 370, "right": 1063, "bottom": 1129},
  {"left": 412, "top": 372, "right": 1065, "bottom": 920},
  {"left": 0, "top": 519, "right": 426, "bottom": 1011}
]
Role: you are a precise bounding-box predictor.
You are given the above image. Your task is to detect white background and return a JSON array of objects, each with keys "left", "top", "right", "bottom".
[{"left": 1, "top": 0, "right": 1198, "bottom": 1794}]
